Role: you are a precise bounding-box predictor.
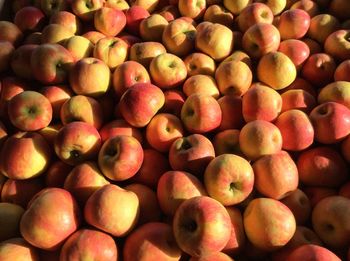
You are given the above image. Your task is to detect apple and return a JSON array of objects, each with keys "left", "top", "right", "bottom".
[
  {"left": 140, "top": 14, "right": 168, "bottom": 42},
  {"left": 0, "top": 238, "right": 40, "bottom": 261},
  {"left": 308, "top": 14, "right": 340, "bottom": 44},
  {"left": 14, "top": 6, "right": 45, "bottom": 33},
  {"left": 312, "top": 196, "right": 350, "bottom": 249},
  {"left": 99, "top": 119, "right": 143, "bottom": 144},
  {"left": 277, "top": 9, "right": 310, "bottom": 40},
  {"left": 183, "top": 52, "right": 216, "bottom": 77},
  {"left": 242, "top": 83, "right": 282, "bottom": 122},
  {"left": 282, "top": 77, "right": 317, "bottom": 98},
  {"left": 173, "top": 196, "right": 232, "bottom": 257},
  {"left": 237, "top": 3, "right": 274, "bottom": 32},
  {"left": 105, "top": 0, "right": 129, "bottom": 10},
  {"left": 178, "top": 0, "right": 206, "bottom": 20},
  {"left": 324, "top": 29, "right": 350, "bottom": 61},
  {"left": 63, "top": 35, "right": 93, "bottom": 61},
  {"left": 20, "top": 187, "right": 80, "bottom": 250},
  {"left": 44, "top": 160, "right": 72, "bottom": 188},
  {"left": 82, "top": 30, "right": 105, "bottom": 45},
  {"left": 54, "top": 121, "right": 102, "bottom": 166},
  {"left": 280, "top": 189, "right": 311, "bottom": 225},
  {"left": 318, "top": 81, "right": 350, "bottom": 109},
  {"left": 84, "top": 184, "right": 139, "bottom": 237},
  {"left": 169, "top": 133, "right": 215, "bottom": 176},
  {"left": 281, "top": 89, "right": 316, "bottom": 113},
  {"left": 335, "top": 60, "right": 350, "bottom": 82},
  {"left": 118, "top": 82, "right": 165, "bottom": 127},
  {"left": 223, "top": 0, "right": 252, "bottom": 15},
  {"left": 183, "top": 74, "right": 219, "bottom": 98},
  {"left": 218, "top": 95, "right": 244, "bottom": 130},
  {"left": 0, "top": 21, "right": 23, "bottom": 46},
  {"left": 37, "top": 0, "right": 67, "bottom": 16},
  {"left": 0, "top": 202, "right": 25, "bottom": 241},
  {"left": 0, "top": 121, "right": 7, "bottom": 148},
  {"left": 125, "top": 5, "right": 150, "bottom": 36},
  {"left": 303, "top": 186, "right": 338, "bottom": 208},
  {"left": 150, "top": 53, "right": 188, "bottom": 89},
  {"left": 0, "top": 132, "right": 51, "bottom": 180},
  {"left": 63, "top": 161, "right": 110, "bottom": 205},
  {"left": 161, "top": 89, "right": 186, "bottom": 117},
  {"left": 244, "top": 197, "right": 296, "bottom": 251},
  {"left": 125, "top": 183, "right": 162, "bottom": 225},
  {"left": 275, "top": 109, "right": 314, "bottom": 151},
  {"left": 129, "top": 41, "right": 167, "bottom": 68},
  {"left": 213, "top": 129, "right": 242, "bottom": 156},
  {"left": 60, "top": 228, "right": 118, "bottom": 261},
  {"left": 71, "top": 0, "right": 105, "bottom": 21},
  {"left": 123, "top": 222, "right": 182, "bottom": 261},
  {"left": 37, "top": 122, "right": 62, "bottom": 146},
  {"left": 285, "top": 244, "right": 341, "bottom": 261},
  {"left": 162, "top": 18, "right": 196, "bottom": 57},
  {"left": 0, "top": 41, "right": 14, "bottom": 73},
  {"left": 290, "top": 0, "right": 320, "bottom": 17},
  {"left": 204, "top": 154, "right": 254, "bottom": 206},
  {"left": 157, "top": 170, "right": 207, "bottom": 216},
  {"left": 8, "top": 90, "right": 52, "bottom": 132},
  {"left": 297, "top": 146, "right": 348, "bottom": 188},
  {"left": 257, "top": 51, "right": 297, "bottom": 90},
  {"left": 1, "top": 177, "right": 44, "bottom": 208},
  {"left": 94, "top": 6, "right": 126, "bottom": 36},
  {"left": 239, "top": 120, "right": 283, "bottom": 160},
  {"left": 309, "top": 102, "right": 350, "bottom": 144},
  {"left": 254, "top": 0, "right": 286, "bottom": 15},
  {"left": 189, "top": 251, "right": 233, "bottom": 261},
  {"left": 49, "top": 10, "right": 82, "bottom": 34},
  {"left": 203, "top": 4, "right": 234, "bottom": 28},
  {"left": 278, "top": 39, "right": 310, "bottom": 70},
  {"left": 195, "top": 21, "right": 233, "bottom": 61},
  {"left": 41, "top": 24, "right": 74, "bottom": 44},
  {"left": 10, "top": 44, "right": 37, "bottom": 80}
]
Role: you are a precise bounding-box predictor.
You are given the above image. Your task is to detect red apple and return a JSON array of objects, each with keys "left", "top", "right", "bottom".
[
  {"left": 237, "top": 3, "right": 274, "bottom": 32},
  {"left": 94, "top": 6, "right": 126, "bottom": 36},
  {"left": 286, "top": 244, "right": 341, "bottom": 261},
  {"left": 277, "top": 9, "right": 310, "bottom": 40}
]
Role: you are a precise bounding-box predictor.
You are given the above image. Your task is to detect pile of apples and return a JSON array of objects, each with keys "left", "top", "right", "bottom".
[{"left": 1, "top": 0, "right": 350, "bottom": 260}]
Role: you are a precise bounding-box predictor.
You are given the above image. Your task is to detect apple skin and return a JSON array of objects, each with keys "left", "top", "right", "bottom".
[
  {"left": 0, "top": 41, "right": 14, "bottom": 73},
  {"left": 157, "top": 170, "right": 207, "bottom": 216},
  {"left": 318, "top": 81, "right": 350, "bottom": 109},
  {"left": 125, "top": 183, "right": 162, "bottom": 225},
  {"left": 282, "top": 77, "right": 317, "bottom": 98},
  {"left": 99, "top": 119, "right": 143, "bottom": 144},
  {"left": 254, "top": 0, "right": 286, "bottom": 15},
  {"left": 217, "top": 95, "right": 244, "bottom": 131},
  {"left": 140, "top": 14, "right": 168, "bottom": 42},
  {"left": 0, "top": 238, "right": 40, "bottom": 261},
  {"left": 71, "top": 0, "right": 105, "bottom": 21},
  {"left": 82, "top": 30, "right": 105, "bottom": 45},
  {"left": 308, "top": 14, "right": 340, "bottom": 44},
  {"left": 203, "top": 4, "right": 234, "bottom": 28},
  {"left": 275, "top": 109, "right": 314, "bottom": 151},
  {"left": 173, "top": 196, "right": 232, "bottom": 257},
  {"left": 0, "top": 21, "right": 23, "bottom": 46},
  {"left": 84, "top": 184, "right": 140, "bottom": 237},
  {"left": 253, "top": 150, "right": 299, "bottom": 200},
  {"left": 242, "top": 83, "right": 282, "bottom": 122},
  {"left": 183, "top": 75, "right": 219, "bottom": 98},
  {"left": 0, "top": 132, "right": 51, "bottom": 180},
  {"left": 94, "top": 6, "right": 126, "bottom": 36},
  {"left": 129, "top": 41, "right": 167, "bottom": 68},
  {"left": 297, "top": 146, "right": 348, "bottom": 188},
  {"left": 244, "top": 197, "right": 296, "bottom": 251},
  {"left": 146, "top": 113, "right": 184, "bottom": 152},
  {"left": 223, "top": 0, "right": 252, "bottom": 15},
  {"left": 123, "top": 222, "right": 182, "bottom": 261},
  {"left": 14, "top": 6, "right": 45, "bottom": 33},
  {"left": 278, "top": 39, "right": 310, "bottom": 70},
  {"left": 69, "top": 57, "right": 111, "bottom": 98},
  {"left": 59, "top": 228, "right": 118, "bottom": 261},
  {"left": 169, "top": 134, "right": 215, "bottom": 176},
  {"left": 20, "top": 188, "right": 81, "bottom": 250},
  {"left": 0, "top": 203, "right": 25, "bottom": 241},
  {"left": 237, "top": 3, "right": 274, "bottom": 32},
  {"left": 195, "top": 21, "right": 234, "bottom": 61},
  {"left": 41, "top": 24, "right": 74, "bottom": 44},
  {"left": 285, "top": 244, "right": 341, "bottom": 261},
  {"left": 281, "top": 89, "right": 317, "bottom": 113},
  {"left": 63, "top": 161, "right": 110, "bottom": 206},
  {"left": 181, "top": 93, "right": 222, "bottom": 134},
  {"left": 49, "top": 10, "right": 82, "bottom": 35},
  {"left": 131, "top": 148, "right": 170, "bottom": 188},
  {"left": 10, "top": 44, "right": 37, "bottom": 80},
  {"left": 341, "top": 134, "right": 350, "bottom": 162},
  {"left": 44, "top": 160, "right": 72, "bottom": 188},
  {"left": 335, "top": 60, "right": 350, "bottom": 82},
  {"left": 183, "top": 52, "right": 216, "bottom": 77},
  {"left": 98, "top": 135, "right": 143, "bottom": 181},
  {"left": 213, "top": 129, "right": 242, "bottom": 156},
  {"left": 303, "top": 186, "right": 338, "bottom": 208},
  {"left": 63, "top": 35, "right": 93, "bottom": 61},
  {"left": 8, "top": 90, "right": 53, "bottom": 132},
  {"left": 118, "top": 82, "right": 165, "bottom": 128},
  {"left": 309, "top": 101, "right": 350, "bottom": 144},
  {"left": 38, "top": 0, "right": 67, "bottom": 16},
  {"left": 178, "top": 0, "right": 206, "bottom": 20},
  {"left": 150, "top": 53, "right": 188, "bottom": 89},
  {"left": 239, "top": 120, "right": 283, "bottom": 161},
  {"left": 30, "top": 43, "right": 74, "bottom": 85},
  {"left": 290, "top": 0, "right": 320, "bottom": 17},
  {"left": 277, "top": 9, "right": 310, "bottom": 40},
  {"left": 125, "top": 5, "right": 150, "bottom": 36},
  {"left": 1, "top": 178, "right": 44, "bottom": 208},
  {"left": 161, "top": 89, "right": 186, "bottom": 117},
  {"left": 324, "top": 29, "right": 350, "bottom": 61},
  {"left": 312, "top": 196, "right": 350, "bottom": 249},
  {"left": 280, "top": 189, "right": 311, "bottom": 225},
  {"left": 54, "top": 121, "right": 102, "bottom": 166},
  {"left": 242, "top": 22, "right": 281, "bottom": 59}
]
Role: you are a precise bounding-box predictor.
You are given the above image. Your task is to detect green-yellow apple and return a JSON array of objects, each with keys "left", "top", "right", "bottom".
[
  {"left": 63, "top": 35, "right": 93, "bottom": 61},
  {"left": 60, "top": 229, "right": 118, "bottom": 261},
  {"left": 71, "top": 0, "right": 105, "bottom": 21},
  {"left": 69, "top": 57, "right": 110, "bottom": 97},
  {"left": 130, "top": 0, "right": 159, "bottom": 13},
  {"left": 118, "top": 82, "right": 165, "bottom": 127},
  {"left": 0, "top": 238, "right": 40, "bottom": 261},
  {"left": 244, "top": 197, "right": 296, "bottom": 251},
  {"left": 178, "top": 0, "right": 206, "bottom": 20},
  {"left": 41, "top": 24, "right": 74, "bottom": 44},
  {"left": 140, "top": 14, "right": 168, "bottom": 42},
  {"left": 54, "top": 121, "right": 102, "bottom": 166},
  {"left": 157, "top": 170, "right": 207, "bottom": 216},
  {"left": 183, "top": 52, "right": 216, "bottom": 76},
  {"left": 275, "top": 109, "right": 314, "bottom": 151},
  {"left": 49, "top": 10, "right": 82, "bottom": 34},
  {"left": 99, "top": 119, "right": 143, "bottom": 143},
  {"left": 203, "top": 4, "right": 234, "bottom": 27},
  {"left": 20, "top": 187, "right": 80, "bottom": 250},
  {"left": 223, "top": 0, "right": 252, "bottom": 15},
  {"left": 84, "top": 184, "right": 139, "bottom": 237},
  {"left": 239, "top": 120, "right": 283, "bottom": 160},
  {"left": 123, "top": 222, "right": 182, "bottom": 261},
  {"left": 30, "top": 43, "right": 74, "bottom": 85},
  {"left": 252, "top": 150, "right": 298, "bottom": 200},
  {"left": 308, "top": 14, "right": 340, "bottom": 44},
  {"left": 105, "top": 0, "right": 129, "bottom": 10},
  {"left": 280, "top": 189, "right": 311, "bottom": 225},
  {"left": 318, "top": 81, "right": 350, "bottom": 109},
  {"left": 277, "top": 9, "right": 310, "bottom": 40},
  {"left": 8, "top": 90, "right": 52, "bottom": 131},
  {"left": 129, "top": 41, "right": 167, "bottom": 68},
  {"left": 169, "top": 134, "right": 215, "bottom": 176},
  {"left": 0, "top": 202, "right": 25, "bottom": 241},
  {"left": 237, "top": 3, "right": 274, "bottom": 32},
  {"left": 204, "top": 154, "right": 254, "bottom": 206},
  {"left": 0, "top": 132, "right": 51, "bottom": 180},
  {"left": 297, "top": 146, "right": 348, "bottom": 188},
  {"left": 173, "top": 196, "right": 232, "bottom": 257},
  {"left": 242, "top": 83, "right": 282, "bottom": 122},
  {"left": 94, "top": 6, "right": 126, "bottom": 36},
  {"left": 195, "top": 21, "right": 233, "bottom": 61},
  {"left": 63, "top": 161, "right": 110, "bottom": 206},
  {"left": 255, "top": 0, "right": 286, "bottom": 15}
]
